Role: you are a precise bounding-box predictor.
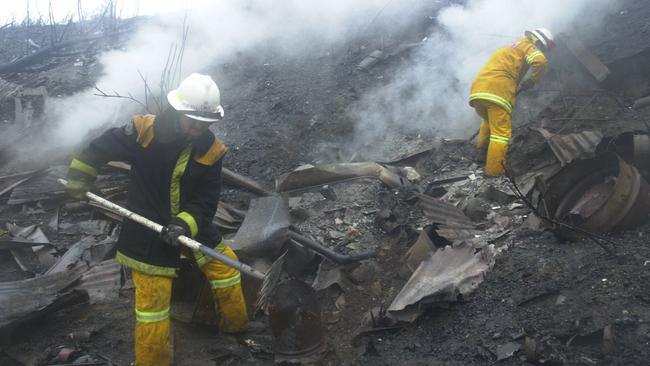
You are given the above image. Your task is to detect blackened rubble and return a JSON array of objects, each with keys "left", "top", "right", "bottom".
[{"left": 1, "top": 1, "right": 650, "bottom": 365}]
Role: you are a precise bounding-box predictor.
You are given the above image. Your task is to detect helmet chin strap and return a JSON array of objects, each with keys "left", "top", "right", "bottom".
[{"left": 175, "top": 109, "right": 224, "bottom": 120}]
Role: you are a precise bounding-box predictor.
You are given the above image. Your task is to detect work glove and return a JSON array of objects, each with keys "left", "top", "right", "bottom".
[
  {"left": 517, "top": 79, "right": 535, "bottom": 95},
  {"left": 160, "top": 224, "right": 186, "bottom": 248},
  {"left": 65, "top": 179, "right": 94, "bottom": 201}
]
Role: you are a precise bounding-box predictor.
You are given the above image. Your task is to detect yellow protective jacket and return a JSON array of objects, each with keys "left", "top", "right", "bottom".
[{"left": 469, "top": 38, "right": 548, "bottom": 114}]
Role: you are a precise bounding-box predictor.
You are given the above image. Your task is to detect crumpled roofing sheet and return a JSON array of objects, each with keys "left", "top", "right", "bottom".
[
  {"left": 389, "top": 243, "right": 496, "bottom": 314},
  {"left": 534, "top": 128, "right": 603, "bottom": 166}
]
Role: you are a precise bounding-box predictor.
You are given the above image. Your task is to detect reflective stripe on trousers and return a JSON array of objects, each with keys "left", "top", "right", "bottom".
[
  {"left": 489, "top": 135, "right": 510, "bottom": 144},
  {"left": 136, "top": 307, "right": 170, "bottom": 323},
  {"left": 210, "top": 274, "right": 241, "bottom": 289}
]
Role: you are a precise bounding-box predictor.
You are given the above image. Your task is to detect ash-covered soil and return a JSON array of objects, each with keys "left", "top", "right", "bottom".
[
  {"left": 2, "top": 1, "right": 650, "bottom": 365},
  {"left": 360, "top": 226, "right": 650, "bottom": 366}
]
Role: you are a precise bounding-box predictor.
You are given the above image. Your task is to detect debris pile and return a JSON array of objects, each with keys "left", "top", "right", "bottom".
[
  {"left": 0, "top": 166, "right": 126, "bottom": 339},
  {"left": 2, "top": 1, "right": 650, "bottom": 365}
]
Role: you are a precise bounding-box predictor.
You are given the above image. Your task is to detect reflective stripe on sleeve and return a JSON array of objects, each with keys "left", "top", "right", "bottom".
[
  {"left": 469, "top": 93, "right": 513, "bottom": 114},
  {"left": 135, "top": 307, "right": 170, "bottom": 323},
  {"left": 526, "top": 50, "right": 544, "bottom": 64},
  {"left": 210, "top": 274, "right": 241, "bottom": 289},
  {"left": 70, "top": 158, "right": 97, "bottom": 178},
  {"left": 176, "top": 211, "right": 198, "bottom": 237}
]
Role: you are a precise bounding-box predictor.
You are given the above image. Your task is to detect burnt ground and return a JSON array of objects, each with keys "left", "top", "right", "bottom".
[{"left": 2, "top": 1, "right": 650, "bottom": 365}]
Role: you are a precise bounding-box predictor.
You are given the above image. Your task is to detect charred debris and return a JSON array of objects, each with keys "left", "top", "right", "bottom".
[{"left": 1, "top": 2, "right": 650, "bottom": 366}]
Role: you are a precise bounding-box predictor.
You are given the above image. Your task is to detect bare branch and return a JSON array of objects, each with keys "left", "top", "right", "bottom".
[
  {"left": 94, "top": 85, "right": 150, "bottom": 113},
  {"left": 57, "top": 16, "right": 74, "bottom": 43},
  {"left": 137, "top": 70, "right": 161, "bottom": 113},
  {"left": 92, "top": 14, "right": 190, "bottom": 116},
  {"left": 48, "top": 0, "right": 58, "bottom": 46},
  {"left": 77, "top": 0, "right": 84, "bottom": 34},
  {"left": 0, "top": 20, "right": 14, "bottom": 30}
]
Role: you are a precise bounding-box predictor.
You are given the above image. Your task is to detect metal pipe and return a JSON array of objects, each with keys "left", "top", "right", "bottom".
[
  {"left": 222, "top": 168, "right": 271, "bottom": 196},
  {"left": 57, "top": 179, "right": 265, "bottom": 280},
  {"left": 288, "top": 231, "right": 376, "bottom": 264}
]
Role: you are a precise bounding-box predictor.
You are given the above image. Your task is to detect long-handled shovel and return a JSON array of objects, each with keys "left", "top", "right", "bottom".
[{"left": 58, "top": 179, "right": 283, "bottom": 310}]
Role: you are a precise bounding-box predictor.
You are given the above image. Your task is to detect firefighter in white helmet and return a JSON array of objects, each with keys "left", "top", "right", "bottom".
[
  {"left": 66, "top": 73, "right": 248, "bottom": 365},
  {"left": 469, "top": 28, "right": 556, "bottom": 176}
]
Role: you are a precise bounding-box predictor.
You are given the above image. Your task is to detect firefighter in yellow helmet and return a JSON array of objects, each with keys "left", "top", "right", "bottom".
[
  {"left": 469, "top": 28, "right": 555, "bottom": 176},
  {"left": 66, "top": 73, "right": 248, "bottom": 365}
]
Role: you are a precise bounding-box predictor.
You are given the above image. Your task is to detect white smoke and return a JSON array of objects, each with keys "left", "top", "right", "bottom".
[
  {"left": 49, "top": 0, "right": 431, "bottom": 145},
  {"left": 349, "top": 0, "right": 620, "bottom": 158},
  {"left": 47, "top": 0, "right": 619, "bottom": 153}
]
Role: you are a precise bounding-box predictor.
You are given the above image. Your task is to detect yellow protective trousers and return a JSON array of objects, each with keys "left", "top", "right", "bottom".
[
  {"left": 133, "top": 270, "right": 172, "bottom": 366},
  {"left": 197, "top": 244, "right": 249, "bottom": 333},
  {"left": 472, "top": 99, "right": 512, "bottom": 176},
  {"left": 132, "top": 244, "right": 248, "bottom": 366}
]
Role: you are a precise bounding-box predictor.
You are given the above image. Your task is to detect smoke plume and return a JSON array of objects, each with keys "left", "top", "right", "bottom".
[
  {"left": 349, "top": 0, "right": 619, "bottom": 159},
  {"left": 47, "top": 0, "right": 619, "bottom": 159},
  {"left": 49, "top": 0, "right": 430, "bottom": 145}
]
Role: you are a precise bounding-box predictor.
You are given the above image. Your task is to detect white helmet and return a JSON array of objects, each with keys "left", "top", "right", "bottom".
[
  {"left": 525, "top": 28, "right": 556, "bottom": 51},
  {"left": 167, "top": 73, "right": 224, "bottom": 122}
]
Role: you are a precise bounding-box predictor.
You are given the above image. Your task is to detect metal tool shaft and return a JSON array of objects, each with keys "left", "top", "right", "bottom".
[{"left": 58, "top": 179, "right": 265, "bottom": 280}]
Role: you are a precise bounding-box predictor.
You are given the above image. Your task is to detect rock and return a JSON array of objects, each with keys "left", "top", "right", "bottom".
[
  {"left": 345, "top": 227, "right": 361, "bottom": 240},
  {"left": 335, "top": 294, "right": 346, "bottom": 310},
  {"left": 403, "top": 167, "right": 421, "bottom": 182},
  {"left": 479, "top": 185, "right": 515, "bottom": 205},
  {"left": 320, "top": 185, "right": 337, "bottom": 201},
  {"left": 288, "top": 197, "right": 302, "bottom": 209},
  {"left": 522, "top": 215, "right": 543, "bottom": 231},
  {"left": 328, "top": 230, "right": 345, "bottom": 240},
  {"left": 603, "top": 325, "right": 615, "bottom": 354},
  {"left": 67, "top": 330, "right": 92, "bottom": 341},
  {"left": 369, "top": 281, "right": 382, "bottom": 297},
  {"left": 348, "top": 260, "right": 378, "bottom": 284},
  {"left": 463, "top": 198, "right": 488, "bottom": 222},
  {"left": 357, "top": 50, "right": 384, "bottom": 70},
  {"left": 524, "top": 337, "right": 537, "bottom": 362},
  {"left": 496, "top": 342, "right": 521, "bottom": 361},
  {"left": 290, "top": 207, "right": 312, "bottom": 222},
  {"left": 346, "top": 242, "right": 364, "bottom": 251},
  {"left": 328, "top": 311, "right": 341, "bottom": 324}
]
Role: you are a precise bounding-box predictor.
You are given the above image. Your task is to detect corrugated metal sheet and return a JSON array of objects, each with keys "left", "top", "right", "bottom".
[
  {"left": 534, "top": 128, "right": 603, "bottom": 166},
  {"left": 276, "top": 162, "right": 409, "bottom": 192},
  {"left": 76, "top": 260, "right": 122, "bottom": 304},
  {"left": 0, "top": 266, "right": 87, "bottom": 328},
  {"left": 0, "top": 170, "right": 39, "bottom": 197},
  {"left": 0, "top": 77, "right": 20, "bottom": 101},
  {"left": 8, "top": 166, "right": 66, "bottom": 205},
  {"left": 435, "top": 226, "right": 481, "bottom": 242},
  {"left": 416, "top": 193, "right": 475, "bottom": 229}
]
